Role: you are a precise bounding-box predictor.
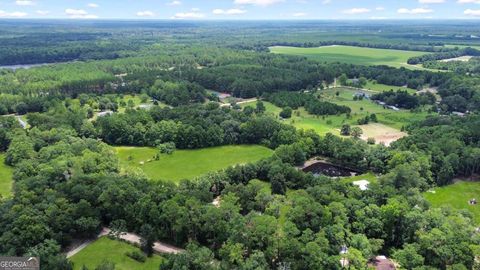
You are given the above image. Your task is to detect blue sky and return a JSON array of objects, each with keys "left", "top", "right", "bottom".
[{"left": 1, "top": 0, "right": 480, "bottom": 19}]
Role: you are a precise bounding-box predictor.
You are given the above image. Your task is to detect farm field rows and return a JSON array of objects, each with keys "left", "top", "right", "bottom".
[
  {"left": 69, "top": 236, "right": 163, "bottom": 270},
  {"left": 270, "top": 45, "right": 428, "bottom": 69},
  {"left": 0, "top": 153, "right": 13, "bottom": 198},
  {"left": 116, "top": 145, "right": 273, "bottom": 182},
  {"left": 424, "top": 181, "right": 480, "bottom": 224}
]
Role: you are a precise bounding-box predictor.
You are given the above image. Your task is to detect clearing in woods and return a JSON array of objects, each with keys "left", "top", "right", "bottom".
[
  {"left": 69, "top": 236, "right": 163, "bottom": 270},
  {"left": 358, "top": 123, "right": 407, "bottom": 146},
  {"left": 424, "top": 181, "right": 480, "bottom": 224},
  {"left": 270, "top": 45, "right": 428, "bottom": 69},
  {"left": 242, "top": 87, "right": 431, "bottom": 145},
  {"left": 116, "top": 145, "right": 273, "bottom": 182},
  {"left": 0, "top": 153, "right": 13, "bottom": 198}
]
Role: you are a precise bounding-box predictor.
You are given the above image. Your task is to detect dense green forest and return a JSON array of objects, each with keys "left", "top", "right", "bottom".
[{"left": 1, "top": 21, "right": 480, "bottom": 270}]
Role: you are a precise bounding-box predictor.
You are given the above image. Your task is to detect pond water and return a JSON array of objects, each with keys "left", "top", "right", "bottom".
[
  {"left": 0, "top": 63, "right": 50, "bottom": 70},
  {"left": 302, "top": 161, "right": 358, "bottom": 177}
]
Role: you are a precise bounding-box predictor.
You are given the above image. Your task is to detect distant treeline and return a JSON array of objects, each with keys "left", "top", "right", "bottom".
[
  {"left": 423, "top": 57, "right": 480, "bottom": 74},
  {"left": 264, "top": 91, "right": 351, "bottom": 115},
  {"left": 0, "top": 32, "right": 130, "bottom": 65},
  {"left": 407, "top": 47, "right": 480, "bottom": 65},
  {"left": 0, "top": 45, "right": 479, "bottom": 115},
  {"left": 245, "top": 40, "right": 451, "bottom": 53},
  {"left": 371, "top": 90, "right": 436, "bottom": 110}
]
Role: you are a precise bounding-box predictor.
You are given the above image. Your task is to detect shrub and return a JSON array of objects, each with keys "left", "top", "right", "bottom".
[{"left": 125, "top": 251, "right": 146, "bottom": 263}]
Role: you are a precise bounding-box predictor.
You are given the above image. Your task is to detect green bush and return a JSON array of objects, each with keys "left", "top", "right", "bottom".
[{"left": 125, "top": 251, "right": 146, "bottom": 263}]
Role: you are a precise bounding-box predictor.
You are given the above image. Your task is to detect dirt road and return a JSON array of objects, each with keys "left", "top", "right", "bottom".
[{"left": 65, "top": 227, "right": 184, "bottom": 258}]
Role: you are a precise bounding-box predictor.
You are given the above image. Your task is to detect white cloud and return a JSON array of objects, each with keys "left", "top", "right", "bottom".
[
  {"left": 137, "top": 10, "right": 155, "bottom": 17},
  {"left": 36, "top": 10, "right": 49, "bottom": 15},
  {"left": 419, "top": 0, "right": 445, "bottom": 3},
  {"left": 212, "top": 8, "right": 246, "bottom": 15},
  {"left": 16, "top": 0, "right": 34, "bottom": 6},
  {"left": 293, "top": 12, "right": 307, "bottom": 17},
  {"left": 376, "top": 7, "right": 385, "bottom": 11},
  {"left": 0, "top": 10, "right": 27, "bottom": 17},
  {"left": 65, "top": 8, "right": 98, "bottom": 19},
  {"left": 322, "top": 0, "right": 331, "bottom": 4},
  {"left": 464, "top": 8, "right": 480, "bottom": 15},
  {"left": 234, "top": 0, "right": 284, "bottom": 6},
  {"left": 88, "top": 3, "right": 99, "bottom": 8},
  {"left": 342, "top": 8, "right": 371, "bottom": 14},
  {"left": 370, "top": 16, "right": 388, "bottom": 20},
  {"left": 397, "top": 8, "right": 433, "bottom": 14},
  {"left": 171, "top": 12, "right": 205, "bottom": 19},
  {"left": 457, "top": 0, "right": 480, "bottom": 3},
  {"left": 167, "top": 1, "right": 182, "bottom": 6}
]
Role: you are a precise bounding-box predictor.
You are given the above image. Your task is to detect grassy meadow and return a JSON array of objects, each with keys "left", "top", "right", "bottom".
[
  {"left": 424, "top": 181, "right": 480, "bottom": 224},
  {"left": 69, "top": 237, "right": 163, "bottom": 270},
  {"left": 0, "top": 153, "right": 13, "bottom": 198},
  {"left": 116, "top": 145, "right": 273, "bottom": 182},
  {"left": 342, "top": 172, "right": 378, "bottom": 185},
  {"left": 364, "top": 80, "right": 417, "bottom": 94},
  {"left": 243, "top": 87, "right": 432, "bottom": 139},
  {"left": 270, "top": 45, "right": 427, "bottom": 69}
]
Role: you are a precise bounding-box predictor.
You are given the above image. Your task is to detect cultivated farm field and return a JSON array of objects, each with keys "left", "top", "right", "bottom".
[
  {"left": 0, "top": 153, "right": 13, "bottom": 198},
  {"left": 69, "top": 237, "right": 163, "bottom": 270},
  {"left": 270, "top": 45, "right": 428, "bottom": 69},
  {"left": 116, "top": 145, "right": 273, "bottom": 182},
  {"left": 424, "top": 181, "right": 480, "bottom": 224}
]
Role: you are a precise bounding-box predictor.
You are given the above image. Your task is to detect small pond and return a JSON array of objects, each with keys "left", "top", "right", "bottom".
[
  {"left": 0, "top": 63, "right": 50, "bottom": 70},
  {"left": 302, "top": 161, "right": 358, "bottom": 177}
]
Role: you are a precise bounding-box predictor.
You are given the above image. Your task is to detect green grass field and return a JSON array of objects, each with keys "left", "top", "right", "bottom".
[
  {"left": 424, "top": 181, "right": 480, "bottom": 224},
  {"left": 270, "top": 45, "right": 427, "bottom": 69},
  {"left": 116, "top": 145, "right": 273, "bottom": 182},
  {"left": 70, "top": 237, "right": 163, "bottom": 270},
  {"left": 242, "top": 88, "right": 432, "bottom": 144},
  {"left": 342, "top": 172, "right": 378, "bottom": 184},
  {"left": 364, "top": 81, "right": 417, "bottom": 94},
  {"left": 0, "top": 153, "right": 13, "bottom": 198}
]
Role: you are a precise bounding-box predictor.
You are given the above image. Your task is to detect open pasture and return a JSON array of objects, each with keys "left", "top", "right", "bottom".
[
  {"left": 242, "top": 88, "right": 431, "bottom": 145},
  {"left": 270, "top": 45, "right": 427, "bottom": 69},
  {"left": 69, "top": 236, "right": 163, "bottom": 270},
  {"left": 424, "top": 181, "right": 480, "bottom": 224},
  {"left": 0, "top": 153, "right": 13, "bottom": 198},
  {"left": 116, "top": 145, "right": 273, "bottom": 182},
  {"left": 364, "top": 80, "right": 417, "bottom": 94}
]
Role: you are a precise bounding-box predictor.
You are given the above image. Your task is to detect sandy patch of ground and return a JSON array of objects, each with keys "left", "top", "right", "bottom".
[
  {"left": 353, "top": 180, "right": 370, "bottom": 191},
  {"left": 358, "top": 123, "right": 407, "bottom": 146},
  {"left": 440, "top": 56, "right": 473, "bottom": 62}
]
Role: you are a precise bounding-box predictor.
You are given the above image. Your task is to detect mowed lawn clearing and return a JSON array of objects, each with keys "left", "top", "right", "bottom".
[
  {"left": 0, "top": 153, "right": 13, "bottom": 198},
  {"left": 241, "top": 88, "right": 432, "bottom": 145},
  {"left": 364, "top": 80, "right": 417, "bottom": 94},
  {"left": 270, "top": 45, "right": 427, "bottom": 69},
  {"left": 116, "top": 145, "right": 273, "bottom": 182},
  {"left": 424, "top": 181, "right": 480, "bottom": 224},
  {"left": 69, "top": 237, "right": 163, "bottom": 270}
]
